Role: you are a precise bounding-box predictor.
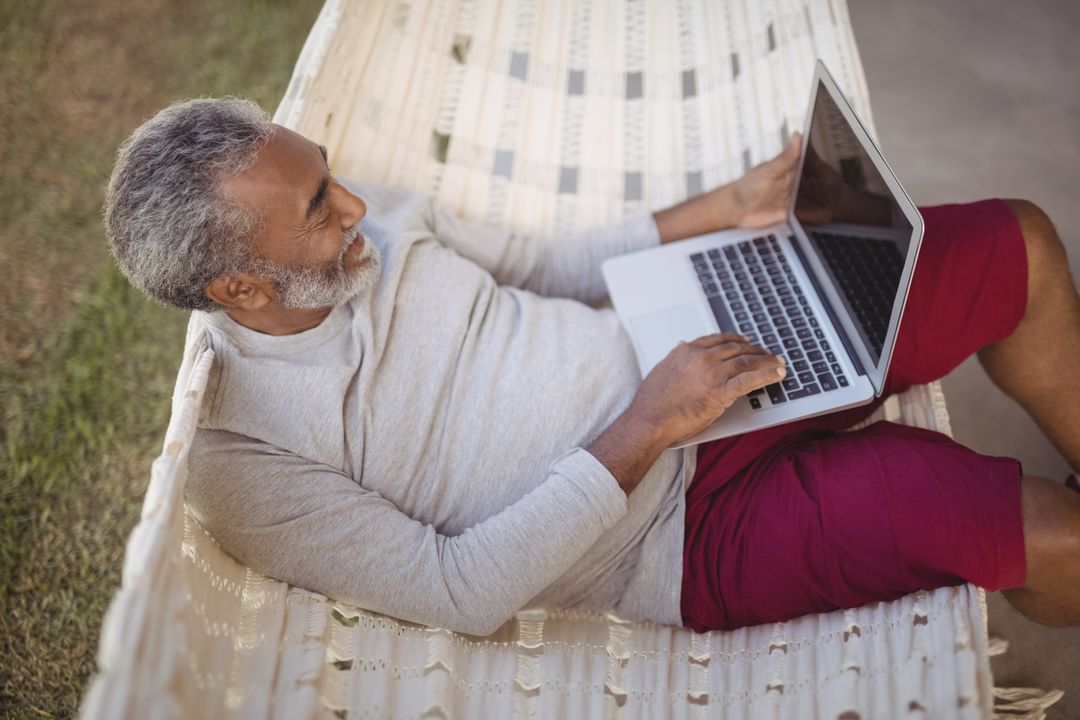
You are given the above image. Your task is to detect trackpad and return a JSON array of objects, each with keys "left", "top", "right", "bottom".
[{"left": 629, "top": 304, "right": 709, "bottom": 374}]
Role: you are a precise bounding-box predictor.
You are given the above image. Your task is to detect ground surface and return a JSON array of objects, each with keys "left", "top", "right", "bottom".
[
  {"left": 848, "top": 1, "right": 1080, "bottom": 717},
  {"left": 0, "top": 1, "right": 322, "bottom": 716}
]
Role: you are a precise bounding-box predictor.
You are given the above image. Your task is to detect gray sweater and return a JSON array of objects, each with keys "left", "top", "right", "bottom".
[{"left": 187, "top": 181, "right": 693, "bottom": 636}]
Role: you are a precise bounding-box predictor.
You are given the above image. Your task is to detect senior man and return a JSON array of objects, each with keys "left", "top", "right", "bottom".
[{"left": 105, "top": 98, "right": 1080, "bottom": 636}]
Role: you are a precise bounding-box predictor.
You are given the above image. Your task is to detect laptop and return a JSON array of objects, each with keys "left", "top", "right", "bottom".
[{"left": 601, "top": 61, "right": 924, "bottom": 447}]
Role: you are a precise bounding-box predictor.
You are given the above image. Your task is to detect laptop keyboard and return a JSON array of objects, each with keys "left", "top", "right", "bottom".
[
  {"left": 691, "top": 235, "right": 848, "bottom": 410},
  {"left": 809, "top": 231, "right": 904, "bottom": 360}
]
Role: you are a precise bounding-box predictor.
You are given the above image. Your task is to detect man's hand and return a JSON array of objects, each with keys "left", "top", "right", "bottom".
[
  {"left": 586, "top": 334, "right": 785, "bottom": 494},
  {"left": 731, "top": 133, "right": 802, "bottom": 228},
  {"left": 654, "top": 134, "right": 802, "bottom": 244},
  {"left": 627, "top": 333, "right": 786, "bottom": 445}
]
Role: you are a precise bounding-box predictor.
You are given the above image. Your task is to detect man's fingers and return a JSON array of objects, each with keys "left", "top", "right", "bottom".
[
  {"left": 708, "top": 341, "right": 772, "bottom": 361},
  {"left": 724, "top": 365, "right": 787, "bottom": 397},
  {"left": 688, "top": 332, "right": 749, "bottom": 348},
  {"left": 722, "top": 356, "right": 787, "bottom": 397},
  {"left": 787, "top": 132, "right": 802, "bottom": 158}
]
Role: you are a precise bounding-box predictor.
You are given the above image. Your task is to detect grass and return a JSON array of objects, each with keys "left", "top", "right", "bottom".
[{"left": 0, "top": 0, "right": 323, "bottom": 715}]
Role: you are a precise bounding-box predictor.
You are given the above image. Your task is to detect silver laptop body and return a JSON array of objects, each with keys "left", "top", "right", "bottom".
[{"left": 602, "top": 61, "right": 925, "bottom": 447}]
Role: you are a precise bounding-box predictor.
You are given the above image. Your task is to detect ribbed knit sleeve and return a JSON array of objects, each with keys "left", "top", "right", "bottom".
[
  {"left": 428, "top": 201, "right": 661, "bottom": 305},
  {"left": 187, "top": 432, "right": 627, "bottom": 637}
]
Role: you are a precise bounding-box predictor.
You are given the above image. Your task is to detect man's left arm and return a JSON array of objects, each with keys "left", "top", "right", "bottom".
[{"left": 429, "top": 135, "right": 801, "bottom": 304}]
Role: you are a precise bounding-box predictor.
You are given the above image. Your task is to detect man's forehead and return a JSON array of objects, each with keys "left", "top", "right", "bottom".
[{"left": 220, "top": 125, "right": 318, "bottom": 210}]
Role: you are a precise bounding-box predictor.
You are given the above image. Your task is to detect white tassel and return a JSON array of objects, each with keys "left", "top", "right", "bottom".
[{"left": 992, "top": 686, "right": 1064, "bottom": 720}]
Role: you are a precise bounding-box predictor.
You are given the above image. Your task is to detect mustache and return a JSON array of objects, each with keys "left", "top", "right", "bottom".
[{"left": 337, "top": 222, "right": 363, "bottom": 261}]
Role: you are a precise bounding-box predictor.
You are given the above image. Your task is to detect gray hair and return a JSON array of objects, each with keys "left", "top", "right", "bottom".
[{"left": 103, "top": 97, "right": 274, "bottom": 311}]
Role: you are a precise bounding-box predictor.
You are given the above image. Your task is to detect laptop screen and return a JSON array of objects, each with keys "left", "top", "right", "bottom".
[{"left": 793, "top": 81, "right": 914, "bottom": 369}]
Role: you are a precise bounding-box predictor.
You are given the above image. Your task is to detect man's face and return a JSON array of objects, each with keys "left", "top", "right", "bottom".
[{"left": 221, "top": 124, "right": 381, "bottom": 309}]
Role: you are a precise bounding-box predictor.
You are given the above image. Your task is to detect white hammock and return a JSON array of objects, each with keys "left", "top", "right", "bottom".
[{"left": 82, "top": 0, "right": 1062, "bottom": 717}]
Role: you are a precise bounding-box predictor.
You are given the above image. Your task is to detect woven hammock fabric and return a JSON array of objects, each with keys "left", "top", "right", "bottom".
[{"left": 82, "top": 1, "right": 1009, "bottom": 718}]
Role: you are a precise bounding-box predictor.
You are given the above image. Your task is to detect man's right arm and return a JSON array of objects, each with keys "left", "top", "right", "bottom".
[
  {"left": 186, "top": 335, "right": 783, "bottom": 634},
  {"left": 588, "top": 333, "right": 787, "bottom": 494},
  {"left": 187, "top": 430, "right": 628, "bottom": 637}
]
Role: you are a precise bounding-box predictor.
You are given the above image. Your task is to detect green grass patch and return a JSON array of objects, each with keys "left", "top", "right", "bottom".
[{"left": 0, "top": 0, "right": 324, "bottom": 714}]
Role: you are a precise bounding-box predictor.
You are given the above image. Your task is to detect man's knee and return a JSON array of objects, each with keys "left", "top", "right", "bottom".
[
  {"left": 1003, "top": 199, "right": 1067, "bottom": 286},
  {"left": 1005, "top": 474, "right": 1080, "bottom": 626},
  {"left": 1018, "top": 475, "right": 1080, "bottom": 585}
]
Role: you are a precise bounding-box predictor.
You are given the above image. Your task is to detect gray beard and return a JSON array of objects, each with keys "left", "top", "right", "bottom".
[{"left": 251, "top": 222, "right": 383, "bottom": 310}]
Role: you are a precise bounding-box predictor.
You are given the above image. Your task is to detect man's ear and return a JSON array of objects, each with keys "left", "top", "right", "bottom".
[{"left": 205, "top": 273, "right": 275, "bottom": 310}]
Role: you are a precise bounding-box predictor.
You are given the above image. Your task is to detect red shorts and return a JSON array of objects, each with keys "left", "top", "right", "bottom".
[{"left": 681, "top": 199, "right": 1029, "bottom": 632}]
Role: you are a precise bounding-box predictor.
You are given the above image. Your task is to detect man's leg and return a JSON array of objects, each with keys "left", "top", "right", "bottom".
[
  {"left": 977, "top": 199, "right": 1080, "bottom": 473},
  {"left": 684, "top": 198, "right": 1080, "bottom": 630},
  {"left": 961, "top": 199, "right": 1080, "bottom": 625},
  {"left": 1006, "top": 475, "right": 1080, "bottom": 626},
  {"left": 683, "top": 422, "right": 1032, "bottom": 632}
]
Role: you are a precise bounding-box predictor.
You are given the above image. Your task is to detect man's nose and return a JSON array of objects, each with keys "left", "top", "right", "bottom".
[{"left": 333, "top": 184, "right": 367, "bottom": 228}]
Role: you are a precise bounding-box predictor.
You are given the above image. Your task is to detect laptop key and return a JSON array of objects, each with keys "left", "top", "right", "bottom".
[
  {"left": 725, "top": 291, "right": 739, "bottom": 301},
  {"left": 730, "top": 301, "right": 745, "bottom": 312},
  {"left": 704, "top": 283, "right": 718, "bottom": 296},
  {"left": 768, "top": 344, "right": 782, "bottom": 355},
  {"left": 826, "top": 352, "right": 837, "bottom": 363},
  {"left": 814, "top": 329, "right": 825, "bottom": 339},
  {"left": 749, "top": 396, "right": 762, "bottom": 410},
  {"left": 735, "top": 311, "right": 749, "bottom": 322},
  {"left": 754, "top": 313, "right": 769, "bottom": 325},
  {"left": 691, "top": 252, "right": 705, "bottom": 263},
  {"left": 818, "top": 374, "right": 838, "bottom": 392},
  {"left": 787, "top": 388, "right": 812, "bottom": 400},
  {"left": 739, "top": 322, "right": 754, "bottom": 333},
  {"left": 831, "top": 363, "right": 844, "bottom": 375},
  {"left": 794, "top": 360, "right": 810, "bottom": 372},
  {"left": 788, "top": 348, "right": 805, "bottom": 360},
  {"left": 837, "top": 375, "right": 849, "bottom": 387},
  {"left": 807, "top": 350, "right": 823, "bottom": 362},
  {"left": 749, "top": 387, "right": 765, "bottom": 396},
  {"left": 809, "top": 317, "right": 819, "bottom": 328},
  {"left": 796, "top": 328, "right": 812, "bottom": 340},
  {"left": 707, "top": 297, "right": 737, "bottom": 333},
  {"left": 804, "top": 383, "right": 821, "bottom": 395},
  {"left": 820, "top": 340, "right": 830, "bottom": 351},
  {"left": 797, "top": 371, "right": 814, "bottom": 384},
  {"left": 762, "top": 333, "right": 777, "bottom": 344},
  {"left": 782, "top": 378, "right": 800, "bottom": 392},
  {"left": 766, "top": 383, "right": 787, "bottom": 404},
  {"left": 783, "top": 338, "right": 799, "bottom": 350},
  {"left": 812, "top": 361, "right": 829, "bottom": 374},
  {"left": 708, "top": 248, "right": 721, "bottom": 259}
]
